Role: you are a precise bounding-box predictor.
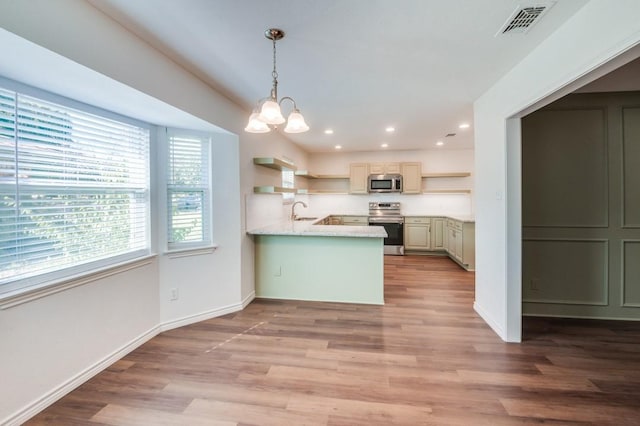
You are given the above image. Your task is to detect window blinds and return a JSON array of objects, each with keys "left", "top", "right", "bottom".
[
  {"left": 0, "top": 88, "right": 150, "bottom": 292},
  {"left": 167, "top": 131, "right": 211, "bottom": 248}
]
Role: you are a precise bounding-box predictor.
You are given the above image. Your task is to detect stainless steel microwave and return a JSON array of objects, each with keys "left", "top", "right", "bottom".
[{"left": 368, "top": 174, "right": 403, "bottom": 193}]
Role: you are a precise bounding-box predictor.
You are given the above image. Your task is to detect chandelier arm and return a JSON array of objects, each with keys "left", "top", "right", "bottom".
[{"left": 278, "top": 96, "right": 298, "bottom": 111}]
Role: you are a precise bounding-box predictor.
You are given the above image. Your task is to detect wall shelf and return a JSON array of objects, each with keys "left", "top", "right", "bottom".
[
  {"left": 253, "top": 186, "right": 297, "bottom": 194},
  {"left": 295, "top": 171, "right": 349, "bottom": 179},
  {"left": 253, "top": 157, "right": 297, "bottom": 171},
  {"left": 422, "top": 189, "right": 471, "bottom": 194},
  {"left": 421, "top": 172, "right": 471, "bottom": 178}
]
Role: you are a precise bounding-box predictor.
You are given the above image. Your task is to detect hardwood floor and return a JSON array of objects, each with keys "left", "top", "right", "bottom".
[{"left": 27, "top": 255, "right": 640, "bottom": 425}]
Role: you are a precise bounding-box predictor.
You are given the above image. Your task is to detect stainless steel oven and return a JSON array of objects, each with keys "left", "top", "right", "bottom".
[{"left": 368, "top": 202, "right": 404, "bottom": 255}]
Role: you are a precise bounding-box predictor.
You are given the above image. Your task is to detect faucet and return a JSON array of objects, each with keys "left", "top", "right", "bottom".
[{"left": 291, "top": 201, "right": 308, "bottom": 220}]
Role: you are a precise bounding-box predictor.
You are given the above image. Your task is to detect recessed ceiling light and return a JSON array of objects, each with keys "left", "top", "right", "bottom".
[
  {"left": 436, "top": 141, "right": 444, "bottom": 146},
  {"left": 385, "top": 126, "right": 395, "bottom": 133},
  {"left": 335, "top": 145, "right": 342, "bottom": 150},
  {"left": 381, "top": 143, "right": 388, "bottom": 148},
  {"left": 324, "top": 129, "right": 334, "bottom": 135},
  {"left": 459, "top": 123, "right": 470, "bottom": 129}
]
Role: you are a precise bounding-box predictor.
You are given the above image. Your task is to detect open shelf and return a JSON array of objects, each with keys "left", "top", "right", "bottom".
[
  {"left": 422, "top": 189, "right": 471, "bottom": 194},
  {"left": 421, "top": 172, "right": 471, "bottom": 178},
  {"left": 253, "top": 157, "right": 297, "bottom": 171},
  {"left": 253, "top": 186, "right": 297, "bottom": 194},
  {"left": 295, "top": 171, "right": 349, "bottom": 179}
]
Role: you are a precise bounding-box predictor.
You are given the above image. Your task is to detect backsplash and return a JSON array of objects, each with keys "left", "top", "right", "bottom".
[{"left": 245, "top": 192, "right": 473, "bottom": 231}]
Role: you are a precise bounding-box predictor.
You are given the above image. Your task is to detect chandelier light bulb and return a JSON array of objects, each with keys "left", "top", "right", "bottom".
[
  {"left": 244, "top": 112, "right": 270, "bottom": 133},
  {"left": 258, "top": 100, "right": 285, "bottom": 125},
  {"left": 284, "top": 110, "right": 309, "bottom": 133}
]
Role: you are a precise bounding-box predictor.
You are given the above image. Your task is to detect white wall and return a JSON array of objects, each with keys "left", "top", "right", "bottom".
[
  {"left": 474, "top": 0, "right": 640, "bottom": 342},
  {"left": 309, "top": 149, "right": 474, "bottom": 174},
  {"left": 0, "top": 0, "right": 305, "bottom": 423}
]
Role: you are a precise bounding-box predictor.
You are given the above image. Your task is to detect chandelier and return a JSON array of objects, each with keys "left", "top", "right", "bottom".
[{"left": 244, "top": 28, "right": 309, "bottom": 134}]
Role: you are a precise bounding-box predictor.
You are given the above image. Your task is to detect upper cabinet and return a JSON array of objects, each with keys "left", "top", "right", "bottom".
[
  {"left": 370, "top": 162, "right": 401, "bottom": 175},
  {"left": 401, "top": 162, "right": 422, "bottom": 194},
  {"left": 349, "top": 163, "right": 369, "bottom": 194}
]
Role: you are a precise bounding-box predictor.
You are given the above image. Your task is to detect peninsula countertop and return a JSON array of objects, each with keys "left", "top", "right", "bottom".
[{"left": 247, "top": 218, "right": 387, "bottom": 238}]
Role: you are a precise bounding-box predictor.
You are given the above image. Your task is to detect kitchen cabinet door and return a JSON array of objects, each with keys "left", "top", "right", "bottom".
[
  {"left": 349, "top": 163, "right": 369, "bottom": 194},
  {"left": 401, "top": 162, "right": 422, "bottom": 194},
  {"left": 431, "top": 218, "right": 446, "bottom": 250},
  {"left": 405, "top": 220, "right": 431, "bottom": 250},
  {"left": 342, "top": 216, "right": 369, "bottom": 226},
  {"left": 370, "top": 162, "right": 400, "bottom": 174},
  {"left": 446, "top": 227, "right": 456, "bottom": 256}
]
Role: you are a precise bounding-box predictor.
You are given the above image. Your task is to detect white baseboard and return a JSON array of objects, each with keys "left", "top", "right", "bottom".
[
  {"left": 3, "top": 325, "right": 159, "bottom": 426},
  {"left": 159, "top": 294, "right": 253, "bottom": 332},
  {"left": 473, "top": 301, "right": 507, "bottom": 341},
  {"left": 242, "top": 291, "right": 256, "bottom": 308},
  {"left": 5, "top": 294, "right": 257, "bottom": 426}
]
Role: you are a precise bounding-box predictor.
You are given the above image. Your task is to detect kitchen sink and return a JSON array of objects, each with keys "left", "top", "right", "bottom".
[{"left": 294, "top": 216, "right": 318, "bottom": 221}]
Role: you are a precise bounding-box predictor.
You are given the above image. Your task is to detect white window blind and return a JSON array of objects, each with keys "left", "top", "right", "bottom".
[
  {"left": 0, "top": 87, "right": 150, "bottom": 294},
  {"left": 167, "top": 130, "right": 211, "bottom": 249}
]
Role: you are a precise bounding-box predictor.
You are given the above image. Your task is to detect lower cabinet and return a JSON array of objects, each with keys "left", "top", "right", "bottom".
[
  {"left": 431, "top": 217, "right": 446, "bottom": 250},
  {"left": 405, "top": 216, "right": 475, "bottom": 271},
  {"left": 342, "top": 216, "right": 369, "bottom": 226},
  {"left": 445, "top": 219, "right": 475, "bottom": 271},
  {"left": 321, "top": 215, "right": 369, "bottom": 226},
  {"left": 404, "top": 217, "right": 431, "bottom": 250}
]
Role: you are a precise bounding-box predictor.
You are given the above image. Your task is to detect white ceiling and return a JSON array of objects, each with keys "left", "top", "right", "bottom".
[{"left": 89, "top": 0, "right": 589, "bottom": 152}]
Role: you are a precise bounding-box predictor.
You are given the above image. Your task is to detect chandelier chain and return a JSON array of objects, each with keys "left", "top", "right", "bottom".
[{"left": 271, "top": 36, "right": 279, "bottom": 100}]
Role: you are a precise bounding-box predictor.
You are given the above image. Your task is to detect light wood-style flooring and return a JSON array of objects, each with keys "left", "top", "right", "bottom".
[{"left": 27, "top": 255, "right": 640, "bottom": 425}]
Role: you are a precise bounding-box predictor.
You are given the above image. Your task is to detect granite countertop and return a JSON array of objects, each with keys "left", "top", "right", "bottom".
[{"left": 247, "top": 218, "right": 387, "bottom": 238}]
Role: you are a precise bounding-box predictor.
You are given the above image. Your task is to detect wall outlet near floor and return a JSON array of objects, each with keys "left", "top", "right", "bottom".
[{"left": 170, "top": 287, "right": 179, "bottom": 301}]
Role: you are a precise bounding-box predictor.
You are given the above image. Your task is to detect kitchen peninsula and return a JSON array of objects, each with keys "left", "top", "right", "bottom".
[{"left": 248, "top": 219, "right": 387, "bottom": 305}]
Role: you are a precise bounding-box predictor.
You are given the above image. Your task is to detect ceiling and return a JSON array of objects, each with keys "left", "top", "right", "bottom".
[{"left": 89, "top": 0, "right": 589, "bottom": 152}]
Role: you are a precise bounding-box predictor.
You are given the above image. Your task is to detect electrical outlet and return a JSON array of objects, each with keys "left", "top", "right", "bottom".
[
  {"left": 170, "top": 288, "right": 179, "bottom": 301},
  {"left": 530, "top": 278, "right": 539, "bottom": 291},
  {"left": 274, "top": 266, "right": 282, "bottom": 277}
]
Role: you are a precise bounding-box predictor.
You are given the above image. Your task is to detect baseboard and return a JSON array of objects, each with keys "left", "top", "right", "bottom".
[
  {"left": 473, "top": 301, "right": 507, "bottom": 341},
  {"left": 5, "top": 293, "right": 258, "bottom": 426},
  {"left": 242, "top": 290, "right": 256, "bottom": 308},
  {"left": 159, "top": 295, "right": 254, "bottom": 332},
  {"left": 3, "top": 325, "right": 160, "bottom": 426},
  {"left": 523, "top": 312, "right": 640, "bottom": 321}
]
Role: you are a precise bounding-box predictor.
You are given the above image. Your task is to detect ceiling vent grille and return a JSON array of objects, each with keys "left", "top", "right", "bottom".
[{"left": 497, "top": 3, "right": 554, "bottom": 35}]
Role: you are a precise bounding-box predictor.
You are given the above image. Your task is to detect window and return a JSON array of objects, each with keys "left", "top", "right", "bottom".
[
  {"left": 282, "top": 169, "right": 295, "bottom": 204},
  {"left": 166, "top": 130, "right": 211, "bottom": 250},
  {"left": 0, "top": 87, "right": 150, "bottom": 295}
]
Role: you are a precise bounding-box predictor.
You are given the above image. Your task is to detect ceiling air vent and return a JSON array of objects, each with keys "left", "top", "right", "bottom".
[
  {"left": 497, "top": 2, "right": 554, "bottom": 35},
  {"left": 445, "top": 133, "right": 456, "bottom": 137}
]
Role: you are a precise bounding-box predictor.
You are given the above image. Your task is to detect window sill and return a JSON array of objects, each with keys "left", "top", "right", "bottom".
[
  {"left": 165, "top": 244, "right": 219, "bottom": 259},
  {"left": 0, "top": 254, "right": 157, "bottom": 310}
]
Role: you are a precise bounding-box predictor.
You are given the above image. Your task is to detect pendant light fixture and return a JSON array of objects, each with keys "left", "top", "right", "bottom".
[{"left": 244, "top": 28, "right": 309, "bottom": 134}]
